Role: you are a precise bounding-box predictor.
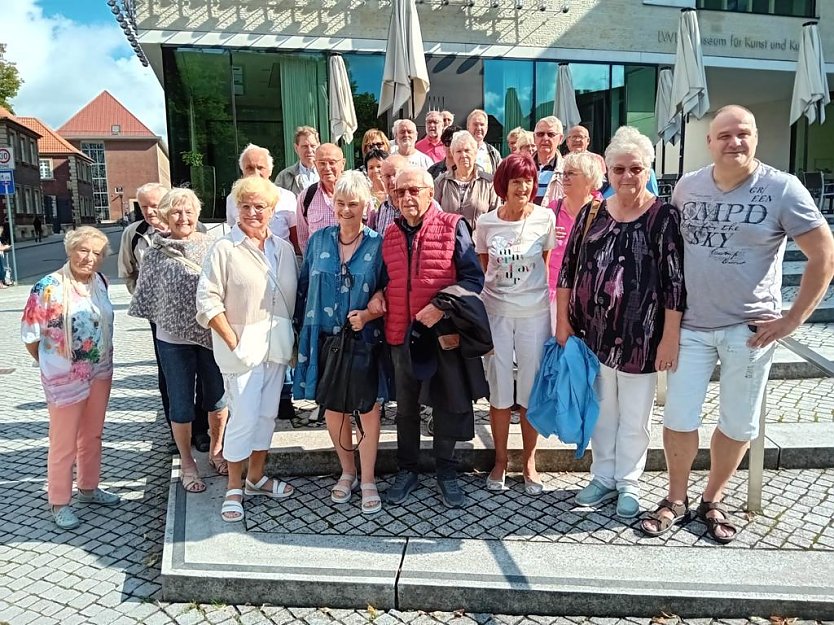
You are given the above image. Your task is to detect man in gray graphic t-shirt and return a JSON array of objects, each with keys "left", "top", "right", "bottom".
[{"left": 640, "top": 105, "right": 834, "bottom": 544}]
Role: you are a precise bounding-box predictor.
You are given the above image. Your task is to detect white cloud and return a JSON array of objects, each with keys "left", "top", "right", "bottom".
[{"left": 0, "top": 0, "right": 166, "bottom": 138}]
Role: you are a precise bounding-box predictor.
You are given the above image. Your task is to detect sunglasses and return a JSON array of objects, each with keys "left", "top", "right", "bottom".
[
  {"left": 535, "top": 131, "right": 559, "bottom": 138},
  {"left": 610, "top": 165, "right": 646, "bottom": 176},
  {"left": 394, "top": 186, "right": 430, "bottom": 199}
]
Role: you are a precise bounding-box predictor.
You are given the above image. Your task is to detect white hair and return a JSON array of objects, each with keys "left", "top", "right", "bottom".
[
  {"left": 238, "top": 143, "right": 274, "bottom": 173},
  {"left": 449, "top": 130, "right": 477, "bottom": 153},
  {"left": 136, "top": 182, "right": 168, "bottom": 200},
  {"left": 605, "top": 126, "right": 655, "bottom": 168},
  {"left": 392, "top": 119, "right": 417, "bottom": 135},
  {"left": 535, "top": 115, "right": 564, "bottom": 134},
  {"left": 334, "top": 170, "right": 372, "bottom": 205},
  {"left": 157, "top": 187, "right": 202, "bottom": 222},
  {"left": 562, "top": 152, "right": 604, "bottom": 190}
]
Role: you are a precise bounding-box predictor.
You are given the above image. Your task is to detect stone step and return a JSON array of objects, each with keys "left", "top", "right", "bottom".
[
  {"left": 782, "top": 261, "right": 834, "bottom": 286},
  {"left": 783, "top": 284, "right": 834, "bottom": 322},
  {"left": 718, "top": 344, "right": 834, "bottom": 379},
  {"left": 264, "top": 420, "right": 834, "bottom": 478},
  {"left": 161, "top": 461, "right": 834, "bottom": 618}
]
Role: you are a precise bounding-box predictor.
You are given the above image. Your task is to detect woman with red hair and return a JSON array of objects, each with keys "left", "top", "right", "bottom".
[{"left": 474, "top": 153, "right": 556, "bottom": 495}]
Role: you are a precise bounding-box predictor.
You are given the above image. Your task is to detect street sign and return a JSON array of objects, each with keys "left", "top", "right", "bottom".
[
  {"left": 0, "top": 147, "right": 14, "bottom": 170},
  {"left": 0, "top": 170, "right": 14, "bottom": 195}
]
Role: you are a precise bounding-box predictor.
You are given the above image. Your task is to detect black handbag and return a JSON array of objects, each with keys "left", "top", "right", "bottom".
[{"left": 316, "top": 321, "right": 379, "bottom": 415}]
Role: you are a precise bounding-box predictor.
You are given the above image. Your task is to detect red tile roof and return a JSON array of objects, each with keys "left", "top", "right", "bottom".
[
  {"left": 16, "top": 116, "right": 91, "bottom": 160},
  {"left": 58, "top": 90, "right": 157, "bottom": 139},
  {"left": 0, "top": 105, "right": 41, "bottom": 137}
]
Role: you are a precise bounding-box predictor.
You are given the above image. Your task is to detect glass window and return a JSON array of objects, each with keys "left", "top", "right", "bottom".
[
  {"left": 80, "top": 142, "right": 108, "bottom": 220},
  {"left": 39, "top": 158, "right": 53, "bottom": 179},
  {"left": 696, "top": 0, "right": 815, "bottom": 16},
  {"left": 484, "top": 60, "right": 534, "bottom": 154},
  {"left": 343, "top": 53, "right": 386, "bottom": 164}
]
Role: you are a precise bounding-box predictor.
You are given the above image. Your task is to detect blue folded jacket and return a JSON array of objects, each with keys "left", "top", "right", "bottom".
[{"left": 527, "top": 336, "right": 601, "bottom": 458}]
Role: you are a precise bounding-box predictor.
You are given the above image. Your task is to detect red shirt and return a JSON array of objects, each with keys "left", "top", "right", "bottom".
[{"left": 415, "top": 136, "right": 446, "bottom": 164}]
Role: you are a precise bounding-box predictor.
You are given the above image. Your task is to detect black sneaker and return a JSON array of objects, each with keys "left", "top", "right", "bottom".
[
  {"left": 192, "top": 432, "right": 210, "bottom": 453},
  {"left": 437, "top": 475, "right": 465, "bottom": 508},
  {"left": 385, "top": 470, "right": 419, "bottom": 504},
  {"left": 278, "top": 397, "right": 297, "bottom": 421}
]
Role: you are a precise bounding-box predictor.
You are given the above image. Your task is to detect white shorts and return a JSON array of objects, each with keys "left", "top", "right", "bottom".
[
  {"left": 484, "top": 309, "right": 551, "bottom": 409},
  {"left": 663, "top": 324, "right": 775, "bottom": 441},
  {"left": 222, "top": 362, "right": 286, "bottom": 462}
]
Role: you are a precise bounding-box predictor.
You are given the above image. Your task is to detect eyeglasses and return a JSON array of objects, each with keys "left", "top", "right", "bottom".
[
  {"left": 340, "top": 263, "right": 354, "bottom": 289},
  {"left": 535, "top": 131, "right": 559, "bottom": 138},
  {"left": 394, "top": 186, "right": 431, "bottom": 199},
  {"left": 610, "top": 165, "right": 646, "bottom": 176},
  {"left": 369, "top": 142, "right": 386, "bottom": 149},
  {"left": 561, "top": 170, "right": 583, "bottom": 179},
  {"left": 239, "top": 203, "right": 268, "bottom": 214}
]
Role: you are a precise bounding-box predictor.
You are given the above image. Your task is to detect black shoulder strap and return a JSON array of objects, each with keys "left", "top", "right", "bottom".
[
  {"left": 130, "top": 221, "right": 150, "bottom": 254},
  {"left": 97, "top": 271, "right": 108, "bottom": 288},
  {"left": 302, "top": 183, "right": 319, "bottom": 218}
]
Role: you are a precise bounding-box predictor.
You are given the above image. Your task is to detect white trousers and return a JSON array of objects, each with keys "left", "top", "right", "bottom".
[
  {"left": 222, "top": 362, "right": 286, "bottom": 463},
  {"left": 590, "top": 364, "right": 656, "bottom": 492}
]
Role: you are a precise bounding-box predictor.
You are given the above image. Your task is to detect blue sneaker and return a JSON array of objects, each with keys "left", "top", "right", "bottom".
[
  {"left": 575, "top": 479, "right": 617, "bottom": 506},
  {"left": 385, "top": 470, "right": 419, "bottom": 504},
  {"left": 616, "top": 490, "right": 641, "bottom": 518},
  {"left": 437, "top": 475, "right": 465, "bottom": 508}
]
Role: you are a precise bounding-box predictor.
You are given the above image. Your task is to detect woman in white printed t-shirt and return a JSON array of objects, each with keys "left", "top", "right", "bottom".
[{"left": 474, "top": 153, "right": 557, "bottom": 496}]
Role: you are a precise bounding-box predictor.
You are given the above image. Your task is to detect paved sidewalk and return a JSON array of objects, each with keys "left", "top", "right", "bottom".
[{"left": 0, "top": 282, "right": 832, "bottom": 624}]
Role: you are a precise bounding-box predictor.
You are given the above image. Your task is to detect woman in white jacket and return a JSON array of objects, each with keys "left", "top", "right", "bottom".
[{"left": 196, "top": 175, "right": 298, "bottom": 523}]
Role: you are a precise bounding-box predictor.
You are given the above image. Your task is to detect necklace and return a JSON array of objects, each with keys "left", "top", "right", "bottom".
[
  {"left": 339, "top": 230, "right": 362, "bottom": 246},
  {"left": 499, "top": 204, "right": 532, "bottom": 247},
  {"left": 338, "top": 229, "right": 363, "bottom": 265}
]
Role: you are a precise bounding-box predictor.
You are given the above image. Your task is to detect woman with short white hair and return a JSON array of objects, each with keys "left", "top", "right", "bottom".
[
  {"left": 197, "top": 176, "right": 298, "bottom": 523},
  {"left": 294, "top": 171, "right": 386, "bottom": 514},
  {"left": 547, "top": 151, "right": 604, "bottom": 331},
  {"left": 129, "top": 188, "right": 229, "bottom": 494},
  {"left": 434, "top": 130, "right": 500, "bottom": 229},
  {"left": 556, "top": 126, "right": 686, "bottom": 519},
  {"left": 22, "top": 226, "right": 118, "bottom": 530}
]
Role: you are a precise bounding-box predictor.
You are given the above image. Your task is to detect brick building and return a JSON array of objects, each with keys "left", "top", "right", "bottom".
[
  {"left": 17, "top": 117, "right": 95, "bottom": 228},
  {"left": 0, "top": 106, "right": 43, "bottom": 239},
  {"left": 58, "top": 91, "right": 170, "bottom": 222}
]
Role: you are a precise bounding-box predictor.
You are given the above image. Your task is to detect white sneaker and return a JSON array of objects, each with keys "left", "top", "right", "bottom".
[{"left": 308, "top": 405, "right": 320, "bottom": 422}]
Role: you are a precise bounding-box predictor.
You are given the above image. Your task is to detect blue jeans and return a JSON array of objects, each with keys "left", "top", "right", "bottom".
[{"left": 157, "top": 340, "right": 227, "bottom": 424}]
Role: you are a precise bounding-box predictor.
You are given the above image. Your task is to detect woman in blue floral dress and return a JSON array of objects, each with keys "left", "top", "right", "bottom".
[
  {"left": 294, "top": 171, "right": 387, "bottom": 514},
  {"left": 21, "top": 226, "right": 120, "bottom": 530}
]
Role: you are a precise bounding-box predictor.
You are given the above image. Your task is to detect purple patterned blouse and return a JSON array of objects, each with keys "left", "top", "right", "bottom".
[{"left": 557, "top": 198, "right": 686, "bottom": 374}]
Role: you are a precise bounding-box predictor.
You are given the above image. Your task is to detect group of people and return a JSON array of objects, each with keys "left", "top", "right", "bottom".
[{"left": 21, "top": 104, "right": 834, "bottom": 547}]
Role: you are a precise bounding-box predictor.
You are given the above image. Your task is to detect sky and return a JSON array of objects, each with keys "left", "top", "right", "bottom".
[{"left": 0, "top": 0, "right": 166, "bottom": 138}]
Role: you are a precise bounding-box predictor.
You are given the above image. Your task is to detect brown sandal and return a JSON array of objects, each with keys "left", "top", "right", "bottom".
[
  {"left": 209, "top": 455, "right": 229, "bottom": 476},
  {"left": 180, "top": 469, "right": 206, "bottom": 493},
  {"left": 697, "top": 500, "right": 737, "bottom": 544},
  {"left": 639, "top": 496, "right": 691, "bottom": 537}
]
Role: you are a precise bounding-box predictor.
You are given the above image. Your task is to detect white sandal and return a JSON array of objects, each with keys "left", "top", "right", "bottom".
[
  {"left": 331, "top": 473, "right": 359, "bottom": 504},
  {"left": 361, "top": 482, "right": 382, "bottom": 515},
  {"left": 244, "top": 475, "right": 294, "bottom": 498},
  {"left": 221, "top": 488, "right": 244, "bottom": 523}
]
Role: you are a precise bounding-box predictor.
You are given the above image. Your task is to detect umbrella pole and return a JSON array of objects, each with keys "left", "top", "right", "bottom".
[
  {"left": 662, "top": 141, "right": 667, "bottom": 176},
  {"left": 678, "top": 114, "right": 688, "bottom": 177}
]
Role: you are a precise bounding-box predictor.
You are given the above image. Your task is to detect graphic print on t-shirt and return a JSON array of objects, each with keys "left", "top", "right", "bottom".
[
  {"left": 491, "top": 234, "right": 533, "bottom": 286},
  {"left": 678, "top": 182, "right": 772, "bottom": 266}
]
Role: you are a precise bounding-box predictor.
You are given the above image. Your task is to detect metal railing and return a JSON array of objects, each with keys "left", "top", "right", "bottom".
[{"left": 656, "top": 337, "right": 834, "bottom": 513}]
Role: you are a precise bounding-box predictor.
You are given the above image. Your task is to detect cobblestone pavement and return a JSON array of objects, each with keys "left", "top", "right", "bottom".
[{"left": 1, "top": 281, "right": 832, "bottom": 625}]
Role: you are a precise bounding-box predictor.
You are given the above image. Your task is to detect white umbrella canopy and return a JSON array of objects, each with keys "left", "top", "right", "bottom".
[
  {"left": 671, "top": 8, "right": 710, "bottom": 120},
  {"left": 329, "top": 54, "right": 358, "bottom": 144},
  {"left": 378, "top": 0, "right": 430, "bottom": 118},
  {"left": 554, "top": 63, "right": 581, "bottom": 131},
  {"left": 790, "top": 21, "right": 830, "bottom": 126},
  {"left": 655, "top": 67, "right": 681, "bottom": 145}
]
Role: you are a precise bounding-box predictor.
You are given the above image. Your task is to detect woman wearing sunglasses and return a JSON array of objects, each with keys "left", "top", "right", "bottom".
[
  {"left": 555, "top": 126, "right": 686, "bottom": 519},
  {"left": 294, "top": 170, "right": 387, "bottom": 515}
]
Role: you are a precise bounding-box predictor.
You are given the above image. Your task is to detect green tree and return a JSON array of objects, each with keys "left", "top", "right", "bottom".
[{"left": 0, "top": 44, "right": 22, "bottom": 112}]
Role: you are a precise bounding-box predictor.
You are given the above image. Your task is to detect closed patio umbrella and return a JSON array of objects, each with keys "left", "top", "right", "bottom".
[
  {"left": 378, "top": 0, "right": 430, "bottom": 119},
  {"left": 655, "top": 67, "right": 681, "bottom": 175},
  {"left": 554, "top": 63, "right": 581, "bottom": 131},
  {"left": 790, "top": 21, "right": 830, "bottom": 126},
  {"left": 671, "top": 8, "right": 710, "bottom": 175},
  {"left": 504, "top": 87, "right": 525, "bottom": 139},
  {"left": 329, "top": 54, "right": 358, "bottom": 144}
]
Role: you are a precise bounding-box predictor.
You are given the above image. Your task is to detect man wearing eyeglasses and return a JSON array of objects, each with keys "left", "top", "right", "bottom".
[
  {"left": 532, "top": 116, "right": 564, "bottom": 206},
  {"left": 391, "top": 119, "right": 433, "bottom": 169},
  {"left": 416, "top": 111, "right": 446, "bottom": 164},
  {"left": 368, "top": 154, "right": 409, "bottom": 236},
  {"left": 274, "top": 126, "right": 320, "bottom": 195},
  {"left": 371, "top": 167, "right": 485, "bottom": 509},
  {"left": 296, "top": 143, "right": 353, "bottom": 252},
  {"left": 565, "top": 125, "right": 606, "bottom": 175},
  {"left": 466, "top": 109, "right": 501, "bottom": 175}
]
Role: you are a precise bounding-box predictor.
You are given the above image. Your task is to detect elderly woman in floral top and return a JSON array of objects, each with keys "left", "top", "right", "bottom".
[
  {"left": 556, "top": 127, "right": 686, "bottom": 519},
  {"left": 22, "top": 226, "right": 119, "bottom": 530}
]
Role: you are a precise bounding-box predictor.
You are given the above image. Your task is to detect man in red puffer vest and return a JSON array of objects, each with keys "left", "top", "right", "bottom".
[{"left": 369, "top": 167, "right": 484, "bottom": 509}]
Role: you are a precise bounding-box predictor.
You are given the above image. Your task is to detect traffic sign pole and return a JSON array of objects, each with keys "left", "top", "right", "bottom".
[{"left": 4, "top": 188, "right": 17, "bottom": 285}]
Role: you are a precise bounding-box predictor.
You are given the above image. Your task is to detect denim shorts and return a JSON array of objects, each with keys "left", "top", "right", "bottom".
[
  {"left": 663, "top": 323, "right": 776, "bottom": 441},
  {"left": 157, "top": 340, "right": 227, "bottom": 424}
]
